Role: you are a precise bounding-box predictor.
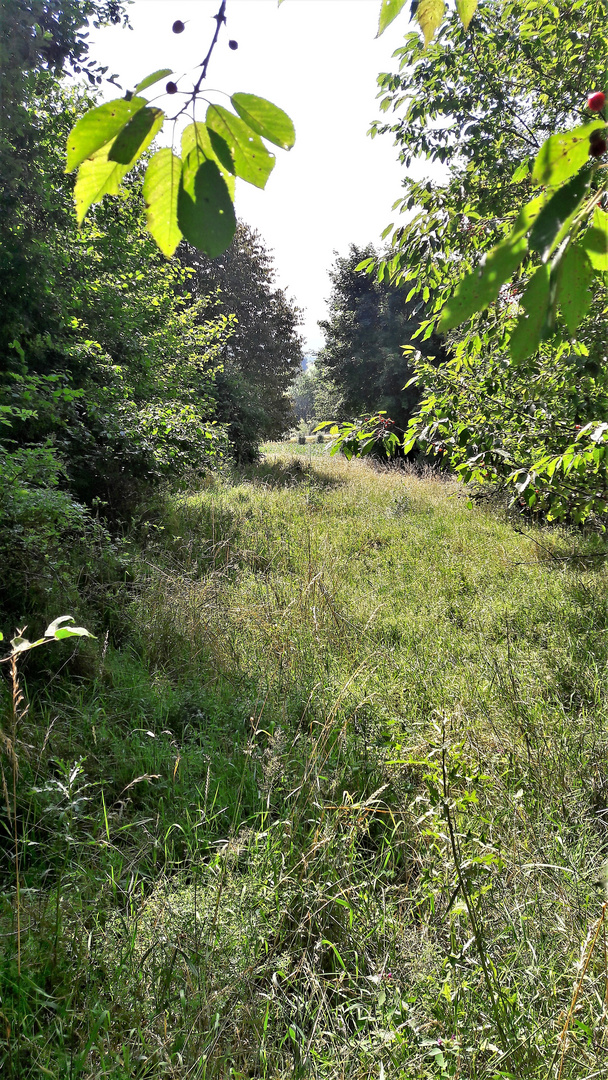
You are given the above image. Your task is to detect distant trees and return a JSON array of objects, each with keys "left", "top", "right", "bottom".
[
  {"left": 179, "top": 223, "right": 304, "bottom": 460},
  {"left": 316, "top": 244, "right": 443, "bottom": 433}
]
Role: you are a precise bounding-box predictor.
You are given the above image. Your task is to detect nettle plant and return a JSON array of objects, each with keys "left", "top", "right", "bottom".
[{"left": 65, "top": 0, "right": 295, "bottom": 258}]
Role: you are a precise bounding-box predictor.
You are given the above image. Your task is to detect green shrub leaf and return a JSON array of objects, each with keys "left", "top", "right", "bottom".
[
  {"left": 182, "top": 123, "right": 235, "bottom": 197},
  {"left": 143, "top": 149, "right": 183, "bottom": 258},
  {"left": 75, "top": 107, "right": 163, "bottom": 223},
  {"left": 417, "top": 0, "right": 446, "bottom": 46},
  {"left": 377, "top": 0, "right": 408, "bottom": 35},
  {"left": 108, "top": 107, "right": 164, "bottom": 165},
  {"left": 510, "top": 263, "right": 551, "bottom": 362},
  {"left": 206, "top": 105, "right": 275, "bottom": 189},
  {"left": 66, "top": 97, "right": 147, "bottom": 172},
  {"left": 455, "top": 0, "right": 479, "bottom": 30},
  {"left": 529, "top": 170, "right": 591, "bottom": 262},
  {"left": 231, "top": 93, "right": 295, "bottom": 150},
  {"left": 557, "top": 244, "right": 593, "bottom": 334},
  {"left": 532, "top": 123, "right": 605, "bottom": 186},
  {"left": 580, "top": 207, "right": 608, "bottom": 271},
  {"left": 134, "top": 69, "right": 173, "bottom": 94},
  {"left": 177, "top": 158, "right": 236, "bottom": 257}
]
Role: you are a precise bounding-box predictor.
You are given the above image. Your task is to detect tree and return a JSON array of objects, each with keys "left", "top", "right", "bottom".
[
  {"left": 180, "top": 223, "right": 304, "bottom": 460},
  {"left": 347, "top": 0, "right": 608, "bottom": 521},
  {"left": 317, "top": 244, "right": 443, "bottom": 433}
]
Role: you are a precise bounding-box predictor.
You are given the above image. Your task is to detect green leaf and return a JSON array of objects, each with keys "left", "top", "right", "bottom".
[
  {"left": 439, "top": 235, "right": 527, "bottom": 331},
  {"left": 181, "top": 123, "right": 235, "bottom": 198},
  {"left": 177, "top": 158, "right": 236, "bottom": 257},
  {"left": 231, "top": 93, "right": 295, "bottom": 150},
  {"left": 557, "top": 244, "right": 593, "bottom": 334},
  {"left": 66, "top": 97, "right": 147, "bottom": 172},
  {"left": 143, "top": 149, "right": 183, "bottom": 258},
  {"left": 108, "top": 107, "right": 164, "bottom": 165},
  {"left": 417, "top": 0, "right": 446, "bottom": 46},
  {"left": 207, "top": 128, "right": 235, "bottom": 174},
  {"left": 532, "top": 123, "right": 605, "bottom": 187},
  {"left": 134, "top": 69, "right": 173, "bottom": 94},
  {"left": 529, "top": 170, "right": 591, "bottom": 262},
  {"left": 377, "top": 0, "right": 408, "bottom": 35},
  {"left": 511, "top": 160, "right": 529, "bottom": 184},
  {"left": 206, "top": 105, "right": 275, "bottom": 189},
  {"left": 510, "top": 264, "right": 551, "bottom": 363},
  {"left": 74, "top": 105, "right": 164, "bottom": 224},
  {"left": 455, "top": 0, "right": 479, "bottom": 30},
  {"left": 44, "top": 615, "right": 95, "bottom": 640},
  {"left": 580, "top": 207, "right": 608, "bottom": 271}
]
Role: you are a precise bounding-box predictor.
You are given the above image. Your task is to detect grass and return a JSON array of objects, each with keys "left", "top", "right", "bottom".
[{"left": 2, "top": 443, "right": 608, "bottom": 1078}]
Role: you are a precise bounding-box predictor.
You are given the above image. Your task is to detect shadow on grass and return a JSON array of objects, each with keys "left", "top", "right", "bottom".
[{"left": 238, "top": 456, "right": 344, "bottom": 491}]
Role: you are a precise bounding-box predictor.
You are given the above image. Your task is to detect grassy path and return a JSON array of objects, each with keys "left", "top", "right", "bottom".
[{"left": 4, "top": 445, "right": 608, "bottom": 1078}]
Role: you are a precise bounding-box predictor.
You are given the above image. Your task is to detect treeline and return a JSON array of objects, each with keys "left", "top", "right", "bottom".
[{"left": 0, "top": 0, "right": 302, "bottom": 627}]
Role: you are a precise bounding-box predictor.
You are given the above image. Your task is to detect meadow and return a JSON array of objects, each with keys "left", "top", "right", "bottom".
[{"left": 2, "top": 443, "right": 608, "bottom": 1079}]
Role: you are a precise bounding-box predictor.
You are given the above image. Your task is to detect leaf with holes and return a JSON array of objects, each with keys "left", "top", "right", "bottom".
[
  {"left": 181, "top": 123, "right": 235, "bottom": 198},
  {"left": 206, "top": 105, "right": 275, "bottom": 189},
  {"left": 231, "top": 93, "right": 295, "bottom": 150},
  {"left": 557, "top": 244, "right": 594, "bottom": 334},
  {"left": 510, "top": 264, "right": 551, "bottom": 363},
  {"left": 417, "top": 0, "right": 446, "bottom": 46},
  {"left": 143, "top": 149, "right": 182, "bottom": 258},
  {"left": 108, "top": 107, "right": 164, "bottom": 165},
  {"left": 75, "top": 109, "right": 163, "bottom": 223},
  {"left": 532, "top": 123, "right": 605, "bottom": 186},
  {"left": 177, "top": 157, "right": 236, "bottom": 257},
  {"left": 66, "top": 97, "right": 147, "bottom": 172}
]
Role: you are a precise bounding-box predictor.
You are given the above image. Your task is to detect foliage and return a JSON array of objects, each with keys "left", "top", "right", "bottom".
[
  {"left": 180, "top": 223, "right": 304, "bottom": 460},
  {"left": 317, "top": 244, "right": 444, "bottom": 435},
  {"left": 361, "top": 0, "right": 608, "bottom": 522},
  {"left": 64, "top": 2, "right": 295, "bottom": 258},
  {"left": 289, "top": 360, "right": 344, "bottom": 430}
]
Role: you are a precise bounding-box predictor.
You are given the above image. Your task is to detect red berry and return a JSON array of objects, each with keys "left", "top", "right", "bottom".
[
  {"left": 166, "top": 81, "right": 178, "bottom": 95},
  {"left": 589, "top": 133, "right": 607, "bottom": 158},
  {"left": 172, "top": 19, "right": 185, "bottom": 33},
  {"left": 228, "top": 39, "right": 238, "bottom": 50},
  {"left": 587, "top": 91, "right": 606, "bottom": 112}
]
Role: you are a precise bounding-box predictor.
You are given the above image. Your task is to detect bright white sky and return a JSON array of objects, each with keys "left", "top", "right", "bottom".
[{"left": 89, "top": 0, "right": 424, "bottom": 350}]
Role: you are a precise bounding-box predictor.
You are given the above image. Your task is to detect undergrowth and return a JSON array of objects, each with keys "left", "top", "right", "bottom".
[{"left": 1, "top": 444, "right": 608, "bottom": 1078}]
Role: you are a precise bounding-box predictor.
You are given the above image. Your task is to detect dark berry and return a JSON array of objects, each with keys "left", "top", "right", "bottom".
[
  {"left": 166, "top": 81, "right": 178, "bottom": 95},
  {"left": 172, "top": 20, "right": 185, "bottom": 33},
  {"left": 587, "top": 91, "right": 606, "bottom": 112},
  {"left": 228, "top": 39, "right": 238, "bottom": 50},
  {"left": 589, "top": 133, "right": 607, "bottom": 157}
]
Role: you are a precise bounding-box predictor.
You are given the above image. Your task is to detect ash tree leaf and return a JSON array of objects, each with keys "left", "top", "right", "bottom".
[
  {"left": 143, "top": 149, "right": 182, "bottom": 258},
  {"left": 580, "top": 206, "right": 608, "bottom": 271},
  {"left": 417, "top": 0, "right": 446, "bottom": 46},
  {"left": 532, "top": 123, "right": 606, "bottom": 187},
  {"left": 557, "top": 245, "right": 593, "bottom": 334},
  {"left": 377, "top": 0, "right": 408, "bottom": 35},
  {"left": 108, "top": 107, "right": 164, "bottom": 165},
  {"left": 177, "top": 158, "right": 236, "bottom": 257},
  {"left": 231, "top": 93, "right": 295, "bottom": 150},
  {"left": 181, "top": 123, "right": 235, "bottom": 198},
  {"left": 206, "top": 105, "right": 275, "bottom": 189},
  {"left": 66, "top": 97, "right": 147, "bottom": 172},
  {"left": 529, "top": 170, "right": 591, "bottom": 262},
  {"left": 134, "top": 69, "right": 173, "bottom": 94},
  {"left": 455, "top": 0, "right": 479, "bottom": 30},
  {"left": 510, "top": 264, "right": 551, "bottom": 363},
  {"left": 74, "top": 108, "right": 164, "bottom": 223}
]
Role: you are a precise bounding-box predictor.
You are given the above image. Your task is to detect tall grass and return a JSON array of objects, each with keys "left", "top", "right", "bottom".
[{"left": 2, "top": 445, "right": 608, "bottom": 1077}]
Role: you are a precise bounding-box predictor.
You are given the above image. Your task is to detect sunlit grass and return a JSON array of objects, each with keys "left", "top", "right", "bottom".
[{"left": 2, "top": 445, "right": 608, "bottom": 1078}]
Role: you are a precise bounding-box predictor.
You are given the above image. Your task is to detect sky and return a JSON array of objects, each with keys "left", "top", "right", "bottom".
[{"left": 89, "top": 0, "right": 423, "bottom": 351}]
